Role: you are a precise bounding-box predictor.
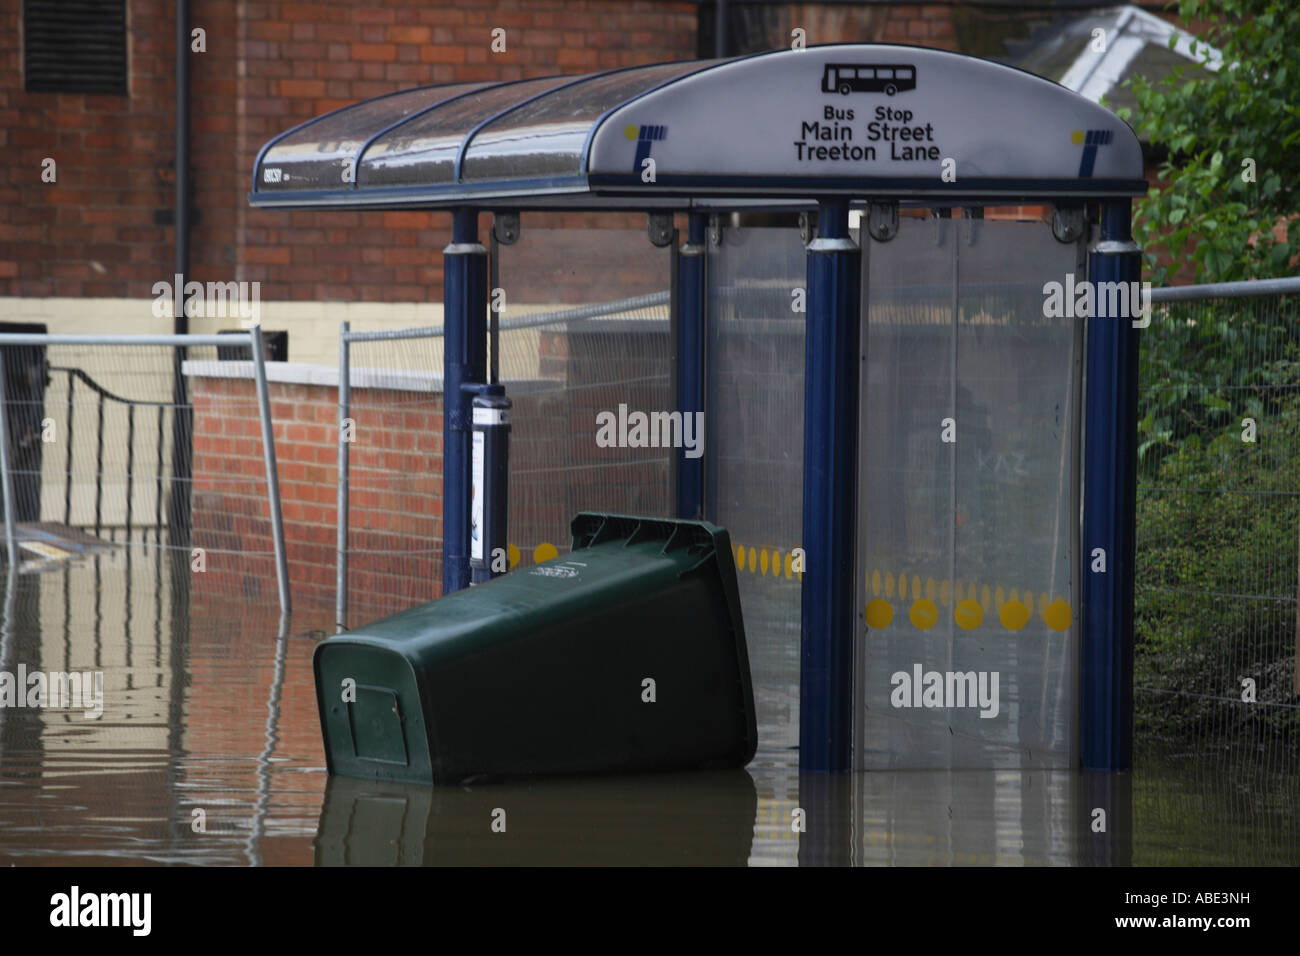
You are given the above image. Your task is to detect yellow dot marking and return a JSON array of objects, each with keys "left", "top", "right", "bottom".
[
  {"left": 912, "top": 575, "right": 922, "bottom": 601},
  {"left": 1044, "top": 599, "right": 1072, "bottom": 632},
  {"left": 994, "top": 586, "right": 1005, "bottom": 608},
  {"left": 981, "top": 584, "right": 991, "bottom": 609},
  {"left": 925, "top": 577, "right": 936, "bottom": 602},
  {"left": 954, "top": 599, "right": 983, "bottom": 631},
  {"left": 748, "top": 548, "right": 756, "bottom": 573},
  {"left": 760, "top": 548, "right": 770, "bottom": 575},
  {"left": 1071, "top": 129, "right": 1085, "bottom": 145},
  {"left": 736, "top": 544, "right": 746, "bottom": 570},
  {"left": 999, "top": 600, "right": 1030, "bottom": 631},
  {"left": 872, "top": 569, "right": 880, "bottom": 596},
  {"left": 939, "top": 579, "right": 951, "bottom": 607},
  {"left": 785, "top": 552, "right": 794, "bottom": 579},
  {"left": 507, "top": 542, "right": 520, "bottom": 569},
  {"left": 885, "top": 571, "right": 894, "bottom": 598},
  {"left": 533, "top": 542, "right": 558, "bottom": 564},
  {"left": 909, "top": 599, "right": 938, "bottom": 630},
  {"left": 865, "top": 599, "right": 893, "bottom": 630},
  {"left": 625, "top": 124, "right": 639, "bottom": 140}
]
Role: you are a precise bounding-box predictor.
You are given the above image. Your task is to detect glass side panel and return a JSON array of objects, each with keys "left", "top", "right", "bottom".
[
  {"left": 707, "top": 225, "right": 807, "bottom": 763},
  {"left": 857, "top": 214, "right": 1083, "bottom": 770}
]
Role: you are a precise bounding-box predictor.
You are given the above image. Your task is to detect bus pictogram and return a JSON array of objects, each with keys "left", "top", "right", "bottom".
[{"left": 821, "top": 63, "right": 917, "bottom": 96}]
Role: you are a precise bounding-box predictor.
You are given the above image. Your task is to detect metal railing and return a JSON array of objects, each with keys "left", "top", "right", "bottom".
[
  {"left": 46, "top": 365, "right": 170, "bottom": 541},
  {"left": 1148, "top": 275, "right": 1300, "bottom": 304},
  {"left": 0, "top": 329, "right": 290, "bottom": 618}
]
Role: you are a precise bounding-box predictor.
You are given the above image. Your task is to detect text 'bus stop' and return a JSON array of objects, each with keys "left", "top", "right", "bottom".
[{"left": 250, "top": 43, "right": 1146, "bottom": 774}]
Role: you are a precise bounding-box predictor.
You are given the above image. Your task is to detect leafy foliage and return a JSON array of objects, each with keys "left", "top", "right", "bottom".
[
  {"left": 1137, "top": 297, "right": 1300, "bottom": 474},
  {"left": 1118, "top": 0, "right": 1300, "bottom": 284}
]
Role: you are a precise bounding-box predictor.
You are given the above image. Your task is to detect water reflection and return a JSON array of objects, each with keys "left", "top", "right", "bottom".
[
  {"left": 0, "top": 553, "right": 1294, "bottom": 866},
  {"left": 316, "top": 771, "right": 759, "bottom": 866}
]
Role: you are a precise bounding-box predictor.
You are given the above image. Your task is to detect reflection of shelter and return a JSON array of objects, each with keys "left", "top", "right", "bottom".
[{"left": 250, "top": 44, "right": 1146, "bottom": 773}]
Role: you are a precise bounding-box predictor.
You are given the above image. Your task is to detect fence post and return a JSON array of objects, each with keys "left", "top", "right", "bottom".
[
  {"left": 0, "top": 357, "right": 18, "bottom": 567},
  {"left": 336, "top": 321, "right": 350, "bottom": 631},
  {"left": 250, "top": 325, "right": 291, "bottom": 619}
]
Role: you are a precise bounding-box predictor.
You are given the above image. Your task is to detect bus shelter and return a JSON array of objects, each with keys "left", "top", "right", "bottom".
[{"left": 250, "top": 44, "right": 1146, "bottom": 773}]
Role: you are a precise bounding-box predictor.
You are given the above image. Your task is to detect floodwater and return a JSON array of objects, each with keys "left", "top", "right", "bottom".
[{"left": 0, "top": 551, "right": 1295, "bottom": 866}]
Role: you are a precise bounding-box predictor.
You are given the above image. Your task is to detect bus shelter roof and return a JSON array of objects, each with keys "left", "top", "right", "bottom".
[{"left": 248, "top": 43, "right": 1146, "bottom": 212}]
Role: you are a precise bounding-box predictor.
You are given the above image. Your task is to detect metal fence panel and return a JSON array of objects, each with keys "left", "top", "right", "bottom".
[{"left": 1136, "top": 280, "right": 1300, "bottom": 771}]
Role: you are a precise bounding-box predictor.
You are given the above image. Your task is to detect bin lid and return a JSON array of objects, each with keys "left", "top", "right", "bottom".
[{"left": 250, "top": 43, "right": 1145, "bottom": 212}]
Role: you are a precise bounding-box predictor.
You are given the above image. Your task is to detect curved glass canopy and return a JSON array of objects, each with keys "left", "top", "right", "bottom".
[{"left": 249, "top": 44, "right": 1146, "bottom": 210}]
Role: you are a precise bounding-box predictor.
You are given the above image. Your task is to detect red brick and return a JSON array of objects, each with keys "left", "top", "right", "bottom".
[
  {"left": 390, "top": 26, "right": 430, "bottom": 43},
  {"left": 351, "top": 43, "right": 397, "bottom": 61},
  {"left": 419, "top": 44, "right": 467, "bottom": 64}
]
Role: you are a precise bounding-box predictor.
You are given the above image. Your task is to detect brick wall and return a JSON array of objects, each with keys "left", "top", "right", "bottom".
[
  {"left": 190, "top": 372, "right": 442, "bottom": 611},
  {"left": 1, "top": 0, "right": 697, "bottom": 304},
  {"left": 702, "top": 2, "right": 955, "bottom": 55}
]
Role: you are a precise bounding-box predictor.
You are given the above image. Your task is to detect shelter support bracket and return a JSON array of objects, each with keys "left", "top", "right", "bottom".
[
  {"left": 1053, "top": 205, "right": 1086, "bottom": 244},
  {"left": 647, "top": 213, "right": 675, "bottom": 248},
  {"left": 492, "top": 211, "right": 520, "bottom": 245},
  {"left": 867, "top": 201, "right": 899, "bottom": 243}
]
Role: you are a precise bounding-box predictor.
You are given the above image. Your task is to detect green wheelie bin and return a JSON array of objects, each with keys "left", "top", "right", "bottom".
[{"left": 314, "top": 512, "right": 757, "bottom": 784}]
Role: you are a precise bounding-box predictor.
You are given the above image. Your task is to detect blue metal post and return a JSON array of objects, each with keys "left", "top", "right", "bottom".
[
  {"left": 1081, "top": 199, "right": 1140, "bottom": 771},
  {"left": 675, "top": 213, "right": 707, "bottom": 519},
  {"left": 800, "top": 199, "right": 860, "bottom": 772},
  {"left": 442, "top": 209, "right": 488, "bottom": 595}
]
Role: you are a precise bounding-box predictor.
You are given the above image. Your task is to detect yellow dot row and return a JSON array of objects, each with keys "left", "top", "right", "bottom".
[
  {"left": 729, "top": 540, "right": 1072, "bottom": 633},
  {"left": 733, "top": 544, "right": 804, "bottom": 580},
  {"left": 865, "top": 596, "right": 1071, "bottom": 632}
]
